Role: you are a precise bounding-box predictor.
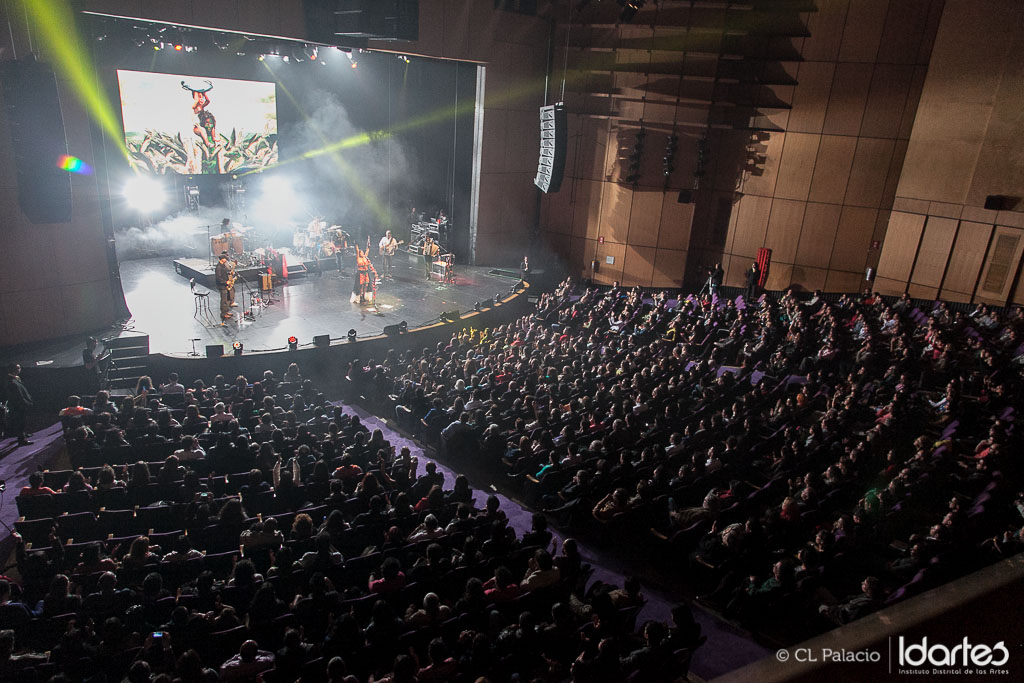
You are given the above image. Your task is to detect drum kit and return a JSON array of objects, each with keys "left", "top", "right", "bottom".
[
  {"left": 292, "top": 219, "right": 350, "bottom": 260},
  {"left": 210, "top": 224, "right": 253, "bottom": 259}
]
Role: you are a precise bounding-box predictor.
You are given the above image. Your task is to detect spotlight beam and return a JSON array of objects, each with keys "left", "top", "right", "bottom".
[{"left": 20, "top": 0, "right": 131, "bottom": 162}]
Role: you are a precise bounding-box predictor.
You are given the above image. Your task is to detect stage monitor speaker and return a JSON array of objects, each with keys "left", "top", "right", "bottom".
[
  {"left": 313, "top": 334, "right": 331, "bottom": 348},
  {"left": 440, "top": 309, "right": 460, "bottom": 323},
  {"left": 535, "top": 103, "right": 567, "bottom": 193},
  {"left": 678, "top": 189, "right": 693, "bottom": 204},
  {"left": 984, "top": 195, "right": 1019, "bottom": 211},
  {"left": 0, "top": 57, "right": 72, "bottom": 224},
  {"left": 383, "top": 323, "right": 403, "bottom": 336},
  {"left": 206, "top": 344, "right": 224, "bottom": 359}
]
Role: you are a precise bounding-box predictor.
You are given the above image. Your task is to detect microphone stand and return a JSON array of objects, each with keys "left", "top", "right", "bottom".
[
  {"left": 200, "top": 224, "right": 219, "bottom": 267},
  {"left": 234, "top": 270, "right": 259, "bottom": 321}
]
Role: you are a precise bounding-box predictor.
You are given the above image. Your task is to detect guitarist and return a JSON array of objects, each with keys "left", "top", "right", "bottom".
[
  {"left": 216, "top": 251, "right": 236, "bottom": 320},
  {"left": 378, "top": 230, "right": 400, "bottom": 280}
]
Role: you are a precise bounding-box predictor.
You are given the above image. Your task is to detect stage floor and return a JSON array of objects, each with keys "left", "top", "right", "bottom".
[
  {"left": 0, "top": 254, "right": 520, "bottom": 369},
  {"left": 121, "top": 253, "right": 517, "bottom": 356}
]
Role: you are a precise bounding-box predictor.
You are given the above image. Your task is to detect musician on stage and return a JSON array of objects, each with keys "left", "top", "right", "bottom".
[
  {"left": 216, "top": 252, "right": 235, "bottom": 320},
  {"left": 378, "top": 230, "right": 398, "bottom": 279},
  {"left": 423, "top": 235, "right": 439, "bottom": 280}
]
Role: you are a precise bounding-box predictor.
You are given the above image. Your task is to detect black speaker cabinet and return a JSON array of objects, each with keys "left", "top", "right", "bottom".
[
  {"left": 206, "top": 344, "right": 224, "bottom": 359},
  {"left": 0, "top": 57, "right": 73, "bottom": 224},
  {"left": 535, "top": 103, "right": 566, "bottom": 193}
]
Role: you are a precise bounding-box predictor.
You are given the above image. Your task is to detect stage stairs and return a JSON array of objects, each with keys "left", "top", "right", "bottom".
[{"left": 105, "top": 333, "right": 150, "bottom": 391}]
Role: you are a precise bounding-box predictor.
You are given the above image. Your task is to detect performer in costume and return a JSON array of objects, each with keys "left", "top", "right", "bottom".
[
  {"left": 351, "top": 243, "right": 378, "bottom": 306},
  {"left": 182, "top": 80, "right": 220, "bottom": 174}
]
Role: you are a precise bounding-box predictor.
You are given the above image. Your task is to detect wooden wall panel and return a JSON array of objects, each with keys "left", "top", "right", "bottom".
[
  {"left": 544, "top": 190, "right": 573, "bottom": 235},
  {"left": 910, "top": 216, "right": 958, "bottom": 287},
  {"left": 790, "top": 265, "right": 828, "bottom": 291},
  {"left": 822, "top": 63, "right": 874, "bottom": 136},
  {"left": 830, "top": 206, "right": 878, "bottom": 272},
  {"left": 572, "top": 179, "right": 603, "bottom": 240},
  {"left": 730, "top": 195, "right": 773, "bottom": 258},
  {"left": 838, "top": 0, "right": 889, "bottom": 63},
  {"left": 774, "top": 133, "right": 821, "bottom": 201},
  {"left": 622, "top": 246, "right": 656, "bottom": 287},
  {"left": 874, "top": 276, "right": 907, "bottom": 296},
  {"left": 763, "top": 262, "right": 794, "bottom": 291},
  {"left": 907, "top": 283, "right": 939, "bottom": 300},
  {"left": 658, "top": 195, "right": 695, "bottom": 251},
  {"left": 860, "top": 64, "right": 914, "bottom": 139},
  {"left": 796, "top": 203, "right": 843, "bottom": 268},
  {"left": 599, "top": 183, "right": 632, "bottom": 244},
  {"left": 826, "top": 270, "right": 866, "bottom": 292},
  {"left": 881, "top": 139, "right": 908, "bottom": 208},
  {"left": 593, "top": 240, "right": 627, "bottom": 285},
  {"left": 808, "top": 135, "right": 858, "bottom": 204},
  {"left": 975, "top": 225, "right": 1024, "bottom": 305},
  {"left": 876, "top": 211, "right": 926, "bottom": 281},
  {"left": 652, "top": 248, "right": 687, "bottom": 287},
  {"left": 845, "top": 138, "right": 896, "bottom": 207},
  {"left": 877, "top": 0, "right": 932, "bottom": 64},
  {"left": 627, "top": 191, "right": 663, "bottom": 247},
  {"left": 764, "top": 199, "right": 807, "bottom": 264},
  {"left": 942, "top": 221, "right": 992, "bottom": 296},
  {"left": 741, "top": 131, "right": 785, "bottom": 197},
  {"left": 788, "top": 62, "right": 836, "bottom": 134},
  {"left": 801, "top": 0, "right": 851, "bottom": 62}
]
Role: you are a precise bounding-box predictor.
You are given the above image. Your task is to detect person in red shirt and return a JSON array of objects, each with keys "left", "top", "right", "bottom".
[
  {"left": 368, "top": 557, "right": 407, "bottom": 596},
  {"left": 19, "top": 472, "right": 57, "bottom": 497}
]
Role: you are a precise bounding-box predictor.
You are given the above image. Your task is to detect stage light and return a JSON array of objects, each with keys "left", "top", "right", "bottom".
[
  {"left": 282, "top": 55, "right": 289, "bottom": 63},
  {"left": 288, "top": 335, "right": 298, "bottom": 350},
  {"left": 474, "top": 301, "right": 482, "bottom": 312},
  {"left": 153, "top": 44, "right": 161, "bottom": 51},
  {"left": 123, "top": 176, "right": 166, "bottom": 212},
  {"left": 232, "top": 341, "right": 243, "bottom": 356},
  {"left": 258, "top": 55, "right": 265, "bottom": 61},
  {"left": 347, "top": 329, "right": 357, "bottom": 342},
  {"left": 351, "top": 61, "right": 358, "bottom": 70},
  {"left": 399, "top": 320, "right": 408, "bottom": 333},
  {"left": 173, "top": 44, "right": 183, "bottom": 52},
  {"left": 58, "top": 155, "right": 92, "bottom": 175}
]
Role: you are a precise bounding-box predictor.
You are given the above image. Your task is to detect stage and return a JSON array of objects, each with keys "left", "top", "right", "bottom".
[
  {"left": 124, "top": 251, "right": 519, "bottom": 356},
  {"left": 0, "top": 252, "right": 522, "bottom": 373}
]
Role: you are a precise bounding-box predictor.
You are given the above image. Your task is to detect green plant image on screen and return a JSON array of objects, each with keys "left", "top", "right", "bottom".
[{"left": 117, "top": 70, "right": 278, "bottom": 175}]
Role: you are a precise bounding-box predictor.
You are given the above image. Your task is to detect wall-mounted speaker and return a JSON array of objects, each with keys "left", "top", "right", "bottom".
[
  {"left": 535, "top": 103, "right": 567, "bottom": 193},
  {"left": 984, "top": 195, "right": 1020, "bottom": 211},
  {"left": 1, "top": 57, "right": 72, "bottom": 224},
  {"left": 206, "top": 344, "right": 224, "bottom": 359},
  {"left": 313, "top": 334, "right": 331, "bottom": 348},
  {"left": 678, "top": 189, "right": 693, "bottom": 204}
]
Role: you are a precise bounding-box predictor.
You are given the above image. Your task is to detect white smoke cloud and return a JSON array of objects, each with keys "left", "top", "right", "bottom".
[{"left": 114, "top": 207, "right": 231, "bottom": 261}]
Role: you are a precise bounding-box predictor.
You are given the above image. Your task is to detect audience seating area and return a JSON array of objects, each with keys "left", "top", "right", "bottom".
[
  {"left": 4, "top": 342, "right": 703, "bottom": 683},
  {"left": 4, "top": 278, "right": 1023, "bottom": 683},
  {"left": 383, "top": 283, "right": 1023, "bottom": 644}
]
